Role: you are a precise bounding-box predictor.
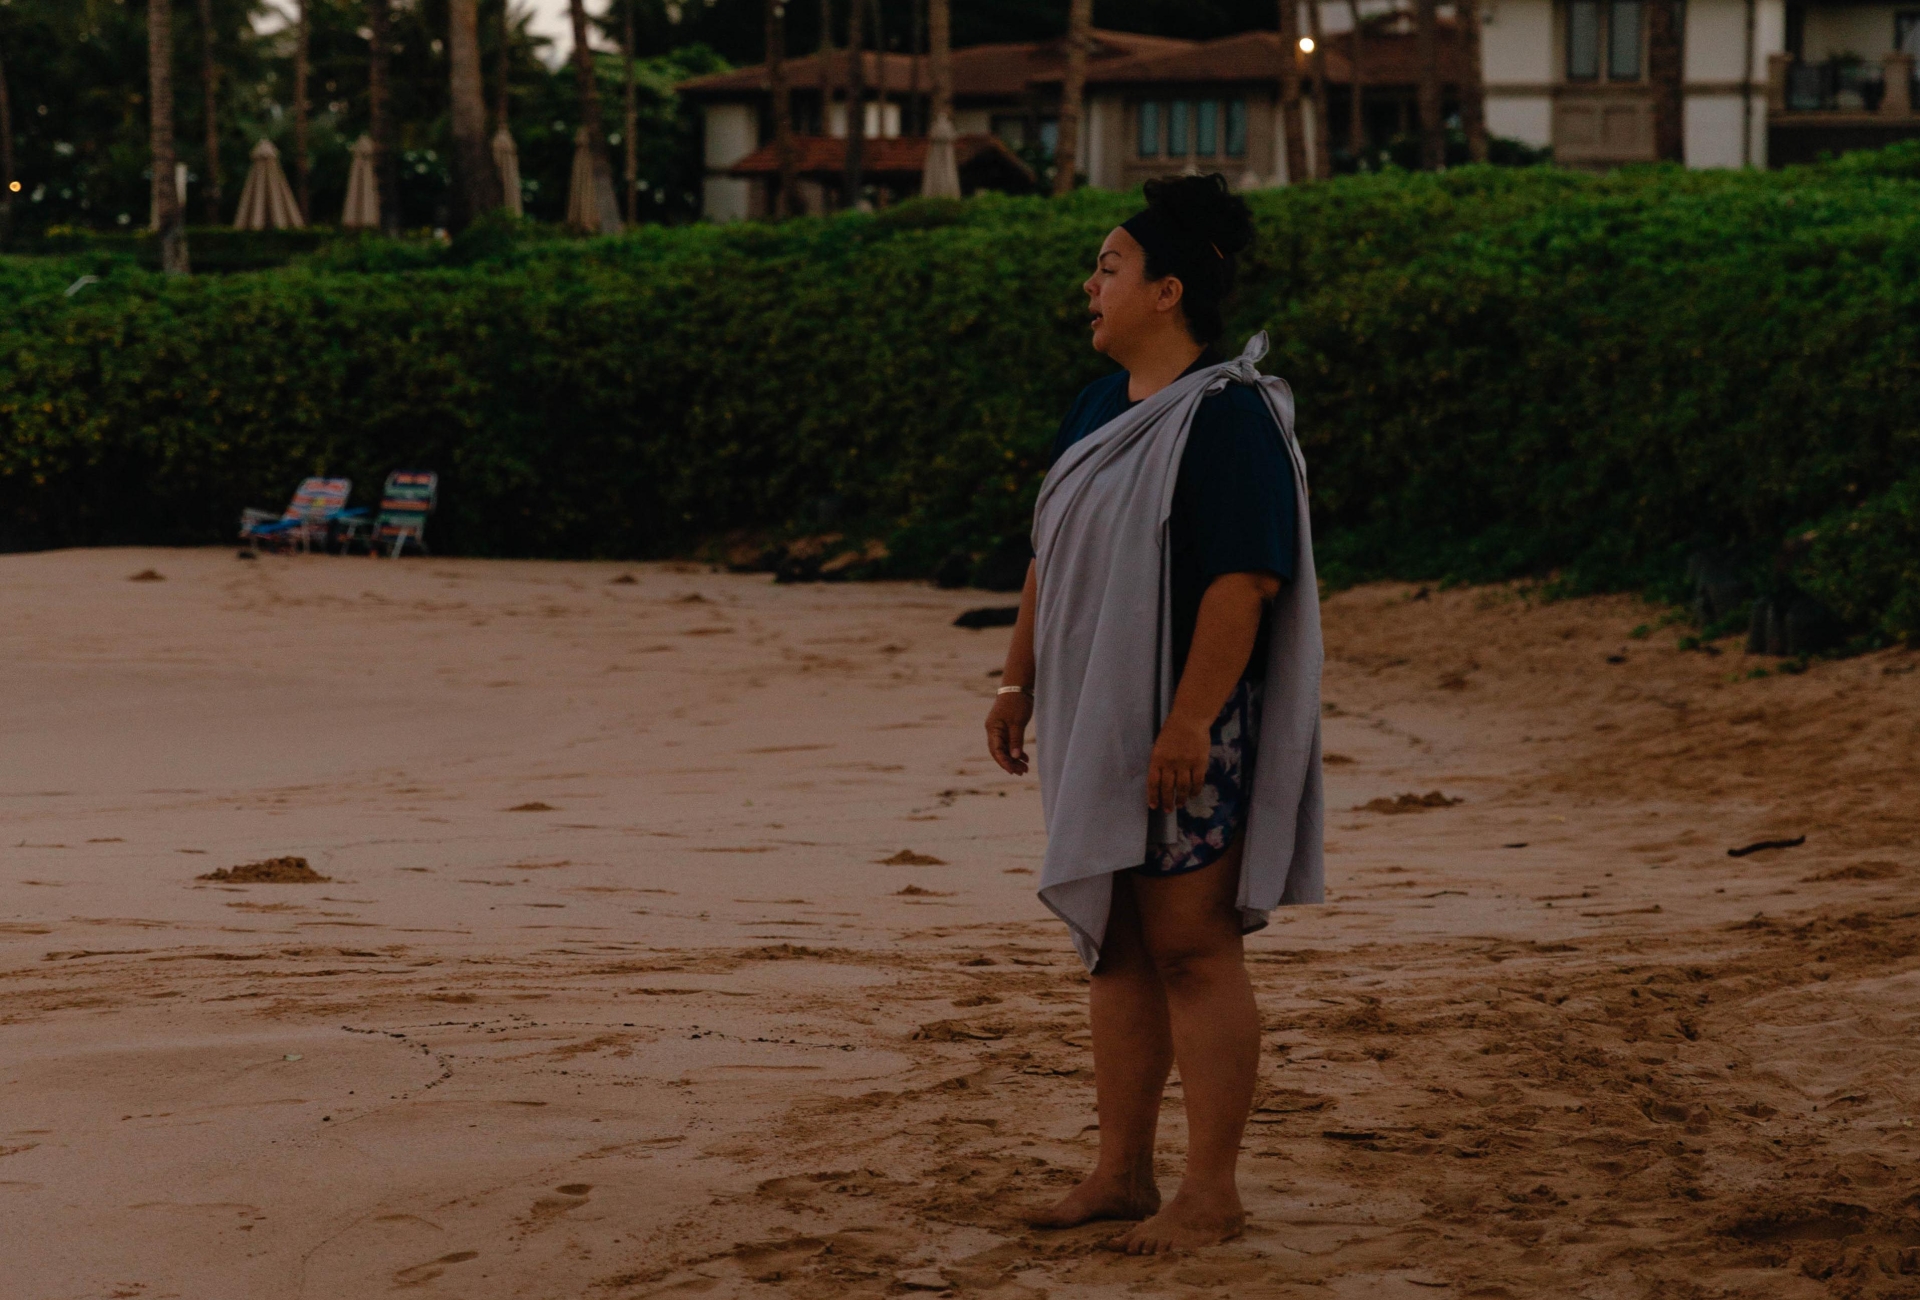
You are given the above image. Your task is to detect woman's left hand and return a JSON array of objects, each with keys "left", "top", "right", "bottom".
[{"left": 1147, "top": 716, "right": 1211, "bottom": 812}]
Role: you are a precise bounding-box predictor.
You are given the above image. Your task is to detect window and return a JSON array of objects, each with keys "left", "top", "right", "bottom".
[
  {"left": 992, "top": 115, "right": 1028, "bottom": 151},
  {"left": 1169, "top": 101, "right": 1193, "bottom": 156},
  {"left": 1038, "top": 118, "right": 1060, "bottom": 160},
  {"left": 1225, "top": 99, "right": 1248, "bottom": 157},
  {"left": 1568, "top": 0, "right": 1601, "bottom": 79},
  {"left": 1139, "top": 101, "right": 1162, "bottom": 157},
  {"left": 1608, "top": 0, "right": 1642, "bottom": 79},
  {"left": 1197, "top": 101, "right": 1220, "bottom": 155},
  {"left": 1569, "top": 0, "right": 1647, "bottom": 82},
  {"left": 1900, "top": 12, "right": 1920, "bottom": 57}
]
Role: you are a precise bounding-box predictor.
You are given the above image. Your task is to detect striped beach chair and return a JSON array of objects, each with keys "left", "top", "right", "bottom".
[
  {"left": 339, "top": 470, "right": 438, "bottom": 557},
  {"left": 238, "top": 477, "right": 351, "bottom": 553}
]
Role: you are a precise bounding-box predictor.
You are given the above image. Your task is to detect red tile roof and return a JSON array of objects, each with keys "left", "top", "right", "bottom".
[
  {"left": 949, "top": 30, "right": 1197, "bottom": 100},
  {"left": 679, "top": 29, "right": 1196, "bottom": 101},
  {"left": 1037, "top": 24, "right": 1474, "bottom": 89}
]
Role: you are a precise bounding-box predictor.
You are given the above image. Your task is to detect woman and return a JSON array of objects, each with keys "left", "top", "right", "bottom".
[{"left": 984, "top": 174, "right": 1324, "bottom": 1255}]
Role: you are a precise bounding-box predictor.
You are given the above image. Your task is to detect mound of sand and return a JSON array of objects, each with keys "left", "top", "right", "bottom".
[{"left": 197, "top": 856, "right": 329, "bottom": 884}]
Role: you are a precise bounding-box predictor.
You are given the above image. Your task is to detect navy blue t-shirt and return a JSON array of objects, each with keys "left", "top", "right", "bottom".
[{"left": 1049, "top": 355, "right": 1297, "bottom": 682}]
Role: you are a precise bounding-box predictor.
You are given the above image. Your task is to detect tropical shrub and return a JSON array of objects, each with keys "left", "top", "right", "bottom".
[{"left": 3, "top": 148, "right": 1919, "bottom": 642}]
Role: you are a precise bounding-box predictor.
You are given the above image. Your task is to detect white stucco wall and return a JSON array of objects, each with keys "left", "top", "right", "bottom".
[
  {"left": 1684, "top": 93, "right": 1748, "bottom": 166},
  {"left": 703, "top": 177, "right": 753, "bottom": 223},
  {"left": 1488, "top": 96, "right": 1554, "bottom": 145},
  {"left": 701, "top": 102, "right": 758, "bottom": 223},
  {"left": 1481, "top": 0, "right": 1556, "bottom": 83},
  {"left": 1686, "top": 0, "right": 1755, "bottom": 80},
  {"left": 704, "top": 103, "right": 757, "bottom": 169}
]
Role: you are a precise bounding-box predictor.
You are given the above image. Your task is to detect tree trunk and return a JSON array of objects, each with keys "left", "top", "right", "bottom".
[
  {"left": 1054, "top": 0, "right": 1092, "bottom": 195},
  {"left": 1305, "top": 0, "right": 1331, "bottom": 178},
  {"left": 819, "top": 0, "right": 836, "bottom": 135},
  {"left": 447, "top": 0, "right": 500, "bottom": 229},
  {"left": 195, "top": 0, "right": 220, "bottom": 223},
  {"left": 497, "top": 0, "right": 511, "bottom": 130},
  {"left": 1458, "top": 0, "right": 1489, "bottom": 162},
  {"left": 869, "top": 0, "right": 887, "bottom": 138},
  {"left": 844, "top": 2, "right": 865, "bottom": 209},
  {"left": 929, "top": 0, "right": 951, "bottom": 130},
  {"left": 149, "top": 0, "right": 190, "bottom": 272},
  {"left": 0, "top": 27, "right": 14, "bottom": 242},
  {"left": 767, "top": 0, "right": 796, "bottom": 216},
  {"left": 1647, "top": 0, "right": 1685, "bottom": 162},
  {"left": 369, "top": 0, "right": 401, "bottom": 234},
  {"left": 293, "top": 0, "right": 310, "bottom": 219},
  {"left": 909, "top": 0, "right": 923, "bottom": 134},
  {"left": 1345, "top": 0, "right": 1367, "bottom": 162},
  {"left": 568, "top": 0, "right": 616, "bottom": 227},
  {"left": 623, "top": 0, "right": 638, "bottom": 223},
  {"left": 1276, "top": 0, "right": 1309, "bottom": 184},
  {"left": 1414, "top": 0, "right": 1444, "bottom": 170}
]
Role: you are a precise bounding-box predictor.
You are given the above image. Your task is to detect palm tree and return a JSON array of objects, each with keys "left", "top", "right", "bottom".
[
  {"left": 149, "top": 0, "right": 190, "bottom": 272},
  {"left": 1052, "top": 0, "right": 1092, "bottom": 195},
  {"left": 845, "top": 0, "right": 866, "bottom": 209},
  {"left": 0, "top": 23, "right": 14, "bottom": 242},
  {"left": 922, "top": 0, "right": 959, "bottom": 198},
  {"left": 292, "top": 0, "right": 310, "bottom": 219},
  {"left": 869, "top": 0, "right": 888, "bottom": 141},
  {"left": 765, "top": 0, "right": 796, "bottom": 216},
  {"left": 1305, "top": 0, "right": 1331, "bottom": 178},
  {"left": 1276, "top": 0, "right": 1309, "bottom": 184},
  {"left": 1457, "top": 0, "right": 1489, "bottom": 161},
  {"left": 448, "top": 0, "right": 500, "bottom": 229},
  {"left": 1345, "top": 0, "right": 1368, "bottom": 162},
  {"left": 622, "top": 0, "right": 638, "bottom": 223},
  {"left": 1414, "top": 0, "right": 1443, "bottom": 170},
  {"left": 568, "top": 0, "right": 618, "bottom": 230},
  {"left": 369, "top": 0, "right": 400, "bottom": 233},
  {"left": 196, "top": 0, "right": 220, "bottom": 222},
  {"left": 1647, "top": 0, "right": 1684, "bottom": 161}
]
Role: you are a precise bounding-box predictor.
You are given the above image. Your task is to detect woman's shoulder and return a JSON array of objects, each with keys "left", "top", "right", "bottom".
[{"left": 1193, "top": 381, "right": 1282, "bottom": 441}]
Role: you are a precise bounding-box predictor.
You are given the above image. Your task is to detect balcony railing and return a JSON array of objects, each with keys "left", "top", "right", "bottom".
[{"left": 1770, "top": 53, "right": 1918, "bottom": 117}]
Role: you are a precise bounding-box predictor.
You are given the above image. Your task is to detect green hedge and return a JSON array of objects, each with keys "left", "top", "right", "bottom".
[{"left": 4, "top": 151, "right": 1919, "bottom": 643}]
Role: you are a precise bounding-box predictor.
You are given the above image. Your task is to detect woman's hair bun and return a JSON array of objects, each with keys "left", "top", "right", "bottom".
[
  {"left": 1142, "top": 172, "right": 1255, "bottom": 260},
  {"left": 1135, "top": 172, "right": 1254, "bottom": 345}
]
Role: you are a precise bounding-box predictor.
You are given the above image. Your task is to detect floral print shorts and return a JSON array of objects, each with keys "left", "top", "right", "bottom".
[{"left": 1139, "top": 677, "right": 1265, "bottom": 877}]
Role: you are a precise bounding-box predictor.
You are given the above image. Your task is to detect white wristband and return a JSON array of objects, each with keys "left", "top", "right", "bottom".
[{"left": 996, "top": 684, "right": 1032, "bottom": 697}]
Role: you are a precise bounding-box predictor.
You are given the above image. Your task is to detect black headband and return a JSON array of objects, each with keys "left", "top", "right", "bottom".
[{"left": 1121, "top": 207, "right": 1225, "bottom": 287}]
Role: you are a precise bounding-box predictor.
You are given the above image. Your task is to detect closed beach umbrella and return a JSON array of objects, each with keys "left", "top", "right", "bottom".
[
  {"left": 492, "top": 126, "right": 524, "bottom": 218},
  {"left": 565, "top": 127, "right": 622, "bottom": 234},
  {"left": 232, "top": 139, "right": 305, "bottom": 230},
  {"left": 341, "top": 135, "right": 380, "bottom": 229},
  {"left": 921, "top": 114, "right": 962, "bottom": 199}
]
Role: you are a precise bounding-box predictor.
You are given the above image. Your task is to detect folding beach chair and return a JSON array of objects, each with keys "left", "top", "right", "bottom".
[
  {"left": 338, "top": 470, "right": 437, "bottom": 557},
  {"left": 238, "top": 477, "right": 351, "bottom": 553}
]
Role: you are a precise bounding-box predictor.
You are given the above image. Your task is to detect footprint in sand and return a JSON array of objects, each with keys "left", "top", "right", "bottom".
[
  {"left": 529, "top": 1185, "right": 592, "bottom": 1223},
  {"left": 391, "top": 1251, "right": 478, "bottom": 1286}
]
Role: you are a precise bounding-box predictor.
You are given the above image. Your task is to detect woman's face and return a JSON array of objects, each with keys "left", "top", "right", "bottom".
[{"left": 1084, "top": 226, "right": 1184, "bottom": 359}]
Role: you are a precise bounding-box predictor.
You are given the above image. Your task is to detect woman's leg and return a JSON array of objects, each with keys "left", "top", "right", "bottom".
[
  {"left": 1026, "top": 872, "right": 1171, "bottom": 1226},
  {"left": 1112, "top": 837, "right": 1259, "bottom": 1253}
]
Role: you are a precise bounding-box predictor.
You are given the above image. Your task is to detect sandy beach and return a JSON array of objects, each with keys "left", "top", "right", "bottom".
[{"left": 3, "top": 546, "right": 1917, "bottom": 1300}]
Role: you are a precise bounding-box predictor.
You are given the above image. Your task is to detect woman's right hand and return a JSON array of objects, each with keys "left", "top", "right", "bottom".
[{"left": 985, "top": 691, "right": 1034, "bottom": 776}]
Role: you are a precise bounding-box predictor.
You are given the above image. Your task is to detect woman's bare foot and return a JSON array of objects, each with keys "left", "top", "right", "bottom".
[
  {"left": 1025, "top": 1170, "right": 1161, "bottom": 1229},
  {"left": 1107, "top": 1185, "right": 1245, "bottom": 1254}
]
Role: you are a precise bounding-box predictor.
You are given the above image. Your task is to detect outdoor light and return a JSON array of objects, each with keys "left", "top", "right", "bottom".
[
  {"left": 1298, "top": 36, "right": 1316, "bottom": 53},
  {"left": 7, "top": 181, "right": 18, "bottom": 193}
]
